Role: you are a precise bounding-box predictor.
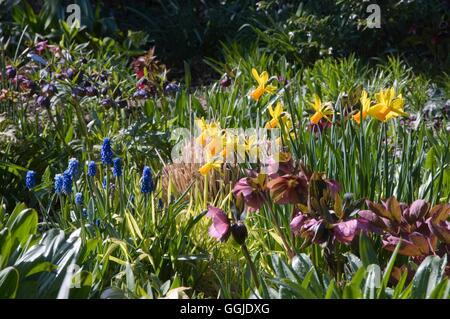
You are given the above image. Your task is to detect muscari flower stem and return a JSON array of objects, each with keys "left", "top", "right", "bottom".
[
  {"left": 105, "top": 168, "right": 110, "bottom": 223},
  {"left": 240, "top": 243, "right": 260, "bottom": 289},
  {"left": 59, "top": 195, "right": 67, "bottom": 229}
]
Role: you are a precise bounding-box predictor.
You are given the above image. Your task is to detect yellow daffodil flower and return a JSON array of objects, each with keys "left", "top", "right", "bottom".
[
  {"left": 367, "top": 87, "right": 407, "bottom": 122},
  {"left": 250, "top": 68, "right": 277, "bottom": 101},
  {"left": 353, "top": 90, "right": 371, "bottom": 124},
  {"left": 245, "top": 134, "right": 261, "bottom": 160},
  {"left": 221, "top": 133, "right": 240, "bottom": 161},
  {"left": 267, "top": 102, "right": 284, "bottom": 127},
  {"left": 196, "top": 132, "right": 208, "bottom": 147},
  {"left": 205, "top": 136, "right": 223, "bottom": 159},
  {"left": 195, "top": 118, "right": 208, "bottom": 131},
  {"left": 195, "top": 119, "right": 220, "bottom": 147},
  {"left": 310, "top": 94, "right": 334, "bottom": 124},
  {"left": 199, "top": 160, "right": 221, "bottom": 176}
]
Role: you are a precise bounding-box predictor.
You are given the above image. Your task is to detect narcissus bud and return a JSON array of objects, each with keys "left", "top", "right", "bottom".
[{"left": 231, "top": 221, "right": 248, "bottom": 245}]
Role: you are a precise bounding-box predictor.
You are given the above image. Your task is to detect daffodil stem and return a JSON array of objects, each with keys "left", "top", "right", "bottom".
[
  {"left": 264, "top": 195, "right": 295, "bottom": 260},
  {"left": 383, "top": 123, "right": 389, "bottom": 197},
  {"left": 203, "top": 174, "right": 208, "bottom": 209}
]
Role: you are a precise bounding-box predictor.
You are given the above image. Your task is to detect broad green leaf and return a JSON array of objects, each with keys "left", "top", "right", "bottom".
[
  {"left": 411, "top": 255, "right": 447, "bottom": 299},
  {"left": 9, "top": 208, "right": 38, "bottom": 247},
  {"left": 359, "top": 233, "right": 378, "bottom": 267},
  {"left": 0, "top": 267, "right": 19, "bottom": 298}
]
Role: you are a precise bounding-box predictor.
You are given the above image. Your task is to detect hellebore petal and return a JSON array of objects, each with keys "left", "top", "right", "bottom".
[
  {"left": 267, "top": 174, "right": 308, "bottom": 205},
  {"left": 206, "top": 205, "right": 231, "bottom": 242},
  {"left": 358, "top": 210, "right": 386, "bottom": 230},
  {"left": 233, "top": 178, "right": 254, "bottom": 197},
  {"left": 302, "top": 219, "right": 326, "bottom": 244},
  {"left": 232, "top": 174, "right": 266, "bottom": 212},
  {"left": 325, "top": 179, "right": 341, "bottom": 197},
  {"left": 290, "top": 213, "right": 308, "bottom": 236},
  {"left": 267, "top": 152, "right": 294, "bottom": 178},
  {"left": 332, "top": 219, "right": 370, "bottom": 244}
]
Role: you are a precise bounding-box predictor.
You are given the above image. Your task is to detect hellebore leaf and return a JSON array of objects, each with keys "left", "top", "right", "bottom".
[
  {"left": 407, "top": 199, "right": 430, "bottom": 223},
  {"left": 366, "top": 200, "right": 391, "bottom": 220},
  {"left": 409, "top": 232, "right": 431, "bottom": 255},
  {"left": 386, "top": 196, "right": 402, "bottom": 224},
  {"left": 429, "top": 203, "right": 450, "bottom": 224},
  {"left": 291, "top": 253, "right": 314, "bottom": 280}
]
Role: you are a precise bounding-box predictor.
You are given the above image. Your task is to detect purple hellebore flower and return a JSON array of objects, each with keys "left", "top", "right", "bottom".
[
  {"left": 358, "top": 197, "right": 450, "bottom": 257},
  {"left": 232, "top": 171, "right": 266, "bottom": 212},
  {"left": 332, "top": 219, "right": 370, "bottom": 244},
  {"left": 325, "top": 179, "right": 341, "bottom": 197},
  {"left": 267, "top": 152, "right": 294, "bottom": 178},
  {"left": 290, "top": 213, "right": 308, "bottom": 236},
  {"left": 290, "top": 213, "right": 326, "bottom": 244},
  {"left": 301, "top": 218, "right": 326, "bottom": 244},
  {"left": 206, "top": 205, "right": 231, "bottom": 242},
  {"left": 267, "top": 173, "right": 308, "bottom": 205}
]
